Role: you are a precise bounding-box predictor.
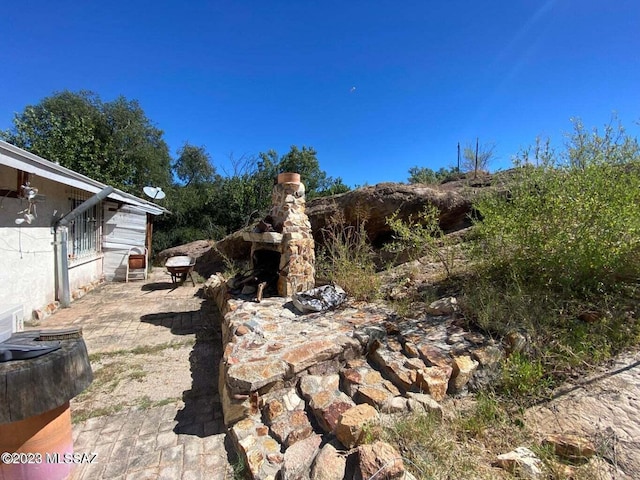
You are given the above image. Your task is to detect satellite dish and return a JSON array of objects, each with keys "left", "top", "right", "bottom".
[{"left": 143, "top": 186, "right": 166, "bottom": 200}]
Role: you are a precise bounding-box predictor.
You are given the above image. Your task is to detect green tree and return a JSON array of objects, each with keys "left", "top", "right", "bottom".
[
  {"left": 319, "top": 177, "right": 350, "bottom": 196},
  {"left": 407, "top": 166, "right": 460, "bottom": 184},
  {"left": 154, "top": 143, "right": 351, "bottom": 252},
  {"left": 277, "top": 146, "right": 328, "bottom": 195},
  {"left": 174, "top": 143, "right": 216, "bottom": 186},
  {"left": 153, "top": 143, "right": 223, "bottom": 252},
  {"left": 102, "top": 96, "right": 172, "bottom": 192},
  {"left": 268, "top": 145, "right": 350, "bottom": 198},
  {"left": 199, "top": 146, "right": 351, "bottom": 236},
  {"left": 1, "top": 90, "right": 172, "bottom": 193}
]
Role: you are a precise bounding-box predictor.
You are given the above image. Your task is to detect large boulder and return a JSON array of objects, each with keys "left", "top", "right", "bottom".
[
  {"left": 212, "top": 228, "right": 253, "bottom": 261},
  {"left": 306, "top": 182, "right": 474, "bottom": 246},
  {"left": 157, "top": 239, "right": 213, "bottom": 264},
  {"left": 158, "top": 230, "right": 252, "bottom": 278}
]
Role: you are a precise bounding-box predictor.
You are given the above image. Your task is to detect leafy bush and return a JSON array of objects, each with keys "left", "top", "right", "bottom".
[
  {"left": 459, "top": 119, "right": 640, "bottom": 402},
  {"left": 473, "top": 118, "right": 640, "bottom": 296},
  {"left": 384, "top": 205, "right": 454, "bottom": 276},
  {"left": 500, "top": 352, "right": 552, "bottom": 398},
  {"left": 407, "top": 165, "right": 460, "bottom": 184}
]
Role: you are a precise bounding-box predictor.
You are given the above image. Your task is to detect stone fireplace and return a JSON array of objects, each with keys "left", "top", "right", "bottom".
[{"left": 242, "top": 173, "right": 315, "bottom": 297}]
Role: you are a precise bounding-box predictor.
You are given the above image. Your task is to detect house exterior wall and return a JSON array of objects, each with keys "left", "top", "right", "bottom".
[
  {"left": 1, "top": 165, "right": 64, "bottom": 318},
  {"left": 1, "top": 165, "right": 102, "bottom": 319},
  {"left": 103, "top": 203, "right": 148, "bottom": 281},
  {"left": 0, "top": 142, "right": 164, "bottom": 320},
  {"left": 0, "top": 210, "right": 55, "bottom": 322},
  {"left": 67, "top": 255, "right": 104, "bottom": 300}
]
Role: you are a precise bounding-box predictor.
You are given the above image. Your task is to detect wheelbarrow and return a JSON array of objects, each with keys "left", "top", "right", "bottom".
[{"left": 165, "top": 255, "right": 196, "bottom": 286}]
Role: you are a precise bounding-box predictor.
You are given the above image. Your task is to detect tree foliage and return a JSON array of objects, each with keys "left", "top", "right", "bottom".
[
  {"left": 174, "top": 143, "right": 216, "bottom": 186},
  {"left": 2, "top": 91, "right": 350, "bottom": 255},
  {"left": 407, "top": 166, "right": 460, "bottom": 184},
  {"left": 1, "top": 90, "right": 172, "bottom": 193},
  {"left": 258, "top": 146, "right": 350, "bottom": 199},
  {"left": 153, "top": 145, "right": 349, "bottom": 252},
  {"left": 213, "top": 145, "right": 350, "bottom": 232}
]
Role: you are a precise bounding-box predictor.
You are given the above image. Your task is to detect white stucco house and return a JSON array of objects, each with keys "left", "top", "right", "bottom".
[{"left": 0, "top": 140, "right": 169, "bottom": 324}]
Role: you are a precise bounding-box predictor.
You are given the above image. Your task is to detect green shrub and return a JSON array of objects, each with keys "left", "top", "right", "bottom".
[
  {"left": 461, "top": 118, "right": 640, "bottom": 403},
  {"left": 474, "top": 118, "right": 640, "bottom": 296},
  {"left": 384, "top": 204, "right": 454, "bottom": 276},
  {"left": 500, "top": 352, "right": 552, "bottom": 398}
]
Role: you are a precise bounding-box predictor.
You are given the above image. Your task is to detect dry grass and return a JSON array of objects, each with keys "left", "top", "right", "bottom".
[
  {"left": 316, "top": 205, "right": 381, "bottom": 302},
  {"left": 72, "top": 341, "right": 195, "bottom": 424}
]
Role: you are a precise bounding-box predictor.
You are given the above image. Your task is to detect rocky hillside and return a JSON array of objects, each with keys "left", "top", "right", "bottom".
[
  {"left": 306, "top": 172, "right": 500, "bottom": 245},
  {"left": 158, "top": 172, "right": 503, "bottom": 276}
]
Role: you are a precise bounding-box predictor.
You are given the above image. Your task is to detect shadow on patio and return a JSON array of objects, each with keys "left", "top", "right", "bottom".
[{"left": 140, "top": 297, "right": 226, "bottom": 437}]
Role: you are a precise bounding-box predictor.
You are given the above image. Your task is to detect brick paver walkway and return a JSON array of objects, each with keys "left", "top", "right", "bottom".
[
  {"left": 71, "top": 405, "right": 230, "bottom": 480},
  {"left": 27, "top": 269, "right": 234, "bottom": 480}
]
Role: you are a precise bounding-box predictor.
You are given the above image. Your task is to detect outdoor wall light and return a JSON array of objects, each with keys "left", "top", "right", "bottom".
[
  {"left": 15, "top": 183, "right": 39, "bottom": 225},
  {"left": 23, "top": 186, "right": 38, "bottom": 199}
]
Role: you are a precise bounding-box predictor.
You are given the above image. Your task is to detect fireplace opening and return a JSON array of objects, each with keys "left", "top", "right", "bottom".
[
  {"left": 241, "top": 173, "right": 316, "bottom": 298},
  {"left": 251, "top": 249, "right": 281, "bottom": 296}
]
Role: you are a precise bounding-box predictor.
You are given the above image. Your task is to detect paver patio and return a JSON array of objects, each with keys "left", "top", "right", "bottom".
[{"left": 25, "top": 269, "right": 234, "bottom": 480}]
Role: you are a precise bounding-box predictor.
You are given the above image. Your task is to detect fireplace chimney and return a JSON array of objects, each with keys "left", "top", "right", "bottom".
[{"left": 243, "top": 173, "right": 315, "bottom": 297}]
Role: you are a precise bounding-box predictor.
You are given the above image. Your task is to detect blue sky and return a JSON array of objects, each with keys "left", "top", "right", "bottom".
[{"left": 1, "top": 1, "right": 639, "bottom": 187}]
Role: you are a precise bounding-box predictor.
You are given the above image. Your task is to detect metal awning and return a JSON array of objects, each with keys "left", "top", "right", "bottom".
[{"left": 0, "top": 140, "right": 169, "bottom": 215}]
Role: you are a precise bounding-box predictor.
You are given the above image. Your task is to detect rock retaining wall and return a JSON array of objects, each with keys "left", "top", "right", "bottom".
[{"left": 204, "top": 277, "right": 504, "bottom": 479}]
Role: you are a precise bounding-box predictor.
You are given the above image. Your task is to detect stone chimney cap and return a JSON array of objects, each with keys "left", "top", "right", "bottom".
[{"left": 277, "top": 172, "right": 300, "bottom": 184}]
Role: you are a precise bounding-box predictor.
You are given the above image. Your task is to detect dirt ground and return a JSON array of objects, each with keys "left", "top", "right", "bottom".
[{"left": 526, "top": 350, "right": 640, "bottom": 479}]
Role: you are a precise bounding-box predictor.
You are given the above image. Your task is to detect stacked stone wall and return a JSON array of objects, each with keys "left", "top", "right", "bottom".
[{"left": 252, "top": 178, "right": 316, "bottom": 296}]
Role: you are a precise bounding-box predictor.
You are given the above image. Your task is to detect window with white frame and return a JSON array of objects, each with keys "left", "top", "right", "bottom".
[{"left": 68, "top": 191, "right": 102, "bottom": 261}]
